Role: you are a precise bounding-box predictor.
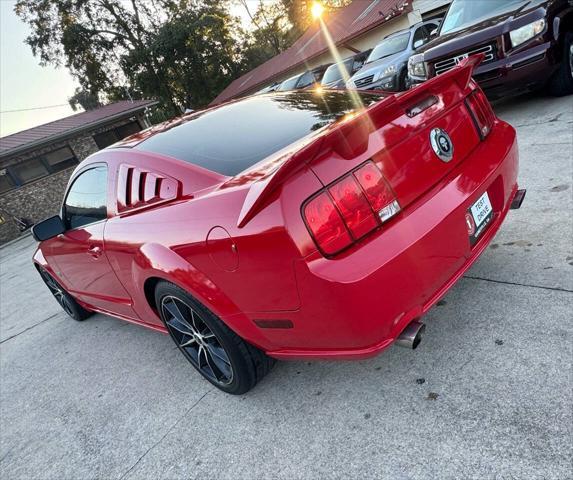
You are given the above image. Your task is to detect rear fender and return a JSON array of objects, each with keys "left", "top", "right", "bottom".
[{"left": 133, "top": 243, "right": 270, "bottom": 349}]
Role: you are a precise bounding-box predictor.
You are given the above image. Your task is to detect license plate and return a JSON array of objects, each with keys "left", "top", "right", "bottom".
[{"left": 467, "top": 191, "right": 493, "bottom": 246}]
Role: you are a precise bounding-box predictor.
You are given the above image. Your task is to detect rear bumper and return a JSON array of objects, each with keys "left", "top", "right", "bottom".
[{"left": 266, "top": 121, "right": 519, "bottom": 360}]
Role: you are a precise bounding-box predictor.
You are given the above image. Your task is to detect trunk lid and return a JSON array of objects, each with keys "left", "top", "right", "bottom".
[{"left": 309, "top": 67, "right": 482, "bottom": 211}]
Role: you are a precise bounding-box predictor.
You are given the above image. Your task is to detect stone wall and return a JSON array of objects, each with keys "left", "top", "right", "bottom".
[
  {"left": 0, "top": 116, "right": 144, "bottom": 244},
  {"left": 0, "top": 167, "right": 75, "bottom": 244}
]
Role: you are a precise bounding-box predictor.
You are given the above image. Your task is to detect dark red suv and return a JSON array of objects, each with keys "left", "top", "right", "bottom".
[{"left": 408, "top": 0, "right": 573, "bottom": 98}]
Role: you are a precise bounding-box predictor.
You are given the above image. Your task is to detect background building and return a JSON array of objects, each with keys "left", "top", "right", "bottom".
[
  {"left": 0, "top": 100, "right": 157, "bottom": 244},
  {"left": 212, "top": 0, "right": 451, "bottom": 105}
]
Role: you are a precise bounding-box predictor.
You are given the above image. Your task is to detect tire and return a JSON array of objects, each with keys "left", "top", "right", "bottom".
[
  {"left": 548, "top": 32, "right": 573, "bottom": 96},
  {"left": 154, "top": 281, "right": 275, "bottom": 394},
  {"left": 38, "top": 267, "right": 92, "bottom": 321},
  {"left": 399, "top": 69, "right": 408, "bottom": 91}
]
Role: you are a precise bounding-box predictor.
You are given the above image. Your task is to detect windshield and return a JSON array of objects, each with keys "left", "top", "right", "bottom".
[
  {"left": 441, "top": 0, "right": 525, "bottom": 34},
  {"left": 366, "top": 32, "right": 410, "bottom": 63},
  {"left": 277, "top": 75, "right": 301, "bottom": 91},
  {"left": 321, "top": 60, "right": 353, "bottom": 85},
  {"left": 136, "top": 91, "right": 385, "bottom": 176}
]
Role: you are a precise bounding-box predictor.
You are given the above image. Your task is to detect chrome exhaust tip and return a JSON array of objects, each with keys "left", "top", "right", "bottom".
[{"left": 395, "top": 321, "right": 426, "bottom": 350}]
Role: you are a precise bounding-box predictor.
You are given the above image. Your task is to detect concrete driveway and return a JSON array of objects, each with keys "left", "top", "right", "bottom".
[{"left": 1, "top": 94, "right": 572, "bottom": 480}]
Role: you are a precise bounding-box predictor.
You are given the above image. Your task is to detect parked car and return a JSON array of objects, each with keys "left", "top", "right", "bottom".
[
  {"left": 408, "top": 0, "right": 573, "bottom": 98},
  {"left": 32, "top": 59, "right": 525, "bottom": 394},
  {"left": 276, "top": 65, "right": 330, "bottom": 91},
  {"left": 347, "top": 19, "right": 440, "bottom": 92},
  {"left": 321, "top": 50, "right": 371, "bottom": 89}
]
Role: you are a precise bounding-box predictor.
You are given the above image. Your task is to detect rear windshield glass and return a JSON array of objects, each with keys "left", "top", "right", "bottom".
[
  {"left": 366, "top": 32, "right": 410, "bottom": 63},
  {"left": 441, "top": 0, "right": 525, "bottom": 34},
  {"left": 136, "top": 91, "right": 384, "bottom": 176}
]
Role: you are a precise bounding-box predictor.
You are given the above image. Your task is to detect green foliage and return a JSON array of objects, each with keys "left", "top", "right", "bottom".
[
  {"left": 15, "top": 0, "right": 352, "bottom": 117},
  {"left": 68, "top": 87, "right": 102, "bottom": 111}
]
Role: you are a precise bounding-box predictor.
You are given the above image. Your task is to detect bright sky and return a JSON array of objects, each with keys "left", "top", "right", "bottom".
[{"left": 0, "top": 0, "right": 259, "bottom": 138}]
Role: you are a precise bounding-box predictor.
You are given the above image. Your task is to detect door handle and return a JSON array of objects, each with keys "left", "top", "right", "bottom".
[{"left": 87, "top": 245, "right": 103, "bottom": 258}]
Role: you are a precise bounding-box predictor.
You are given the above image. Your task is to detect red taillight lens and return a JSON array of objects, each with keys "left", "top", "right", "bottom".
[
  {"left": 303, "top": 161, "right": 400, "bottom": 256},
  {"left": 304, "top": 192, "right": 353, "bottom": 255},
  {"left": 353, "top": 162, "right": 399, "bottom": 221},
  {"left": 328, "top": 176, "right": 378, "bottom": 239},
  {"left": 466, "top": 88, "right": 495, "bottom": 139}
]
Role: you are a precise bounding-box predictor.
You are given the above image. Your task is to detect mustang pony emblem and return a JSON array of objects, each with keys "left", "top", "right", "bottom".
[{"left": 430, "top": 128, "right": 454, "bottom": 162}]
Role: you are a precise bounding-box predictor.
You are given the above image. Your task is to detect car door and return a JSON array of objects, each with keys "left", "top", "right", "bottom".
[{"left": 48, "top": 164, "right": 137, "bottom": 319}]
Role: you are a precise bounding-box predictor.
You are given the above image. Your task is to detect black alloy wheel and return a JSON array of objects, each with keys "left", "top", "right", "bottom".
[
  {"left": 38, "top": 267, "right": 92, "bottom": 321},
  {"left": 161, "top": 295, "right": 234, "bottom": 386},
  {"left": 155, "top": 281, "right": 275, "bottom": 394}
]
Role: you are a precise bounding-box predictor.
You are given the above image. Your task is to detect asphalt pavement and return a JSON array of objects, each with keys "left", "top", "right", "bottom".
[{"left": 1, "top": 93, "right": 572, "bottom": 480}]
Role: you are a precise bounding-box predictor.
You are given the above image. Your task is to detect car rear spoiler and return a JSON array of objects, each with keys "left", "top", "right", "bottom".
[{"left": 236, "top": 55, "right": 484, "bottom": 228}]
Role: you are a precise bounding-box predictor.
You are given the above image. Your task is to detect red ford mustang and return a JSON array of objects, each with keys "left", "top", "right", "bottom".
[{"left": 32, "top": 58, "right": 525, "bottom": 394}]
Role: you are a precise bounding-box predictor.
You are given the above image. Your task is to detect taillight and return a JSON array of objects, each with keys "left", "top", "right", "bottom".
[
  {"left": 303, "top": 161, "right": 400, "bottom": 256},
  {"left": 304, "top": 192, "right": 353, "bottom": 255},
  {"left": 328, "top": 176, "right": 378, "bottom": 238},
  {"left": 466, "top": 88, "right": 495, "bottom": 139}
]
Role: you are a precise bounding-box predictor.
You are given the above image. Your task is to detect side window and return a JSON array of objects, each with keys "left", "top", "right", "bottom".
[
  {"left": 63, "top": 166, "right": 108, "bottom": 230},
  {"left": 413, "top": 26, "right": 430, "bottom": 47}
]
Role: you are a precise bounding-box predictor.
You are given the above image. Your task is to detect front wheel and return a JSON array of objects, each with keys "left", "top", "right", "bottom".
[
  {"left": 155, "top": 281, "right": 275, "bottom": 394},
  {"left": 38, "top": 267, "right": 92, "bottom": 321},
  {"left": 548, "top": 32, "right": 573, "bottom": 96}
]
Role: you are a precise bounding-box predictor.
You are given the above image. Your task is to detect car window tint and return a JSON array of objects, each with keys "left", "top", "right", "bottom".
[
  {"left": 136, "top": 91, "right": 385, "bottom": 177},
  {"left": 64, "top": 166, "right": 108, "bottom": 229}
]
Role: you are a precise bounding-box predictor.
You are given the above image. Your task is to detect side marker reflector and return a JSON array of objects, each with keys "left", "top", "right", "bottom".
[{"left": 254, "top": 319, "right": 294, "bottom": 329}]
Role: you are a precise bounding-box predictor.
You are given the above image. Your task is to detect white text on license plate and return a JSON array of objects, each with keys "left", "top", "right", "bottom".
[{"left": 471, "top": 192, "right": 493, "bottom": 227}]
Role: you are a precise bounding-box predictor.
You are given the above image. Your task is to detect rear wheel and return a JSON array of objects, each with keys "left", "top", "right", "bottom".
[
  {"left": 38, "top": 267, "right": 92, "bottom": 321},
  {"left": 155, "top": 281, "right": 275, "bottom": 394},
  {"left": 548, "top": 32, "right": 573, "bottom": 96}
]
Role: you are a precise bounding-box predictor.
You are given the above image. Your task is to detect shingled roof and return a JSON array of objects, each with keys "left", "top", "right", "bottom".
[
  {"left": 212, "top": 0, "right": 412, "bottom": 105},
  {"left": 0, "top": 99, "right": 157, "bottom": 158}
]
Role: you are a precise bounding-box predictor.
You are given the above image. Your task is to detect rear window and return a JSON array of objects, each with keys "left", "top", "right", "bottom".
[{"left": 136, "top": 91, "right": 384, "bottom": 176}]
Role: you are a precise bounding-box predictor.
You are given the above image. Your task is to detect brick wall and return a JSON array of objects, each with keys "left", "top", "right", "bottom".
[{"left": 0, "top": 117, "right": 144, "bottom": 244}]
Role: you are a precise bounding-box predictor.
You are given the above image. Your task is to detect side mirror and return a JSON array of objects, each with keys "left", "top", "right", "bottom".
[
  {"left": 430, "top": 28, "right": 438, "bottom": 37},
  {"left": 413, "top": 39, "right": 424, "bottom": 49},
  {"left": 31, "top": 215, "right": 65, "bottom": 241}
]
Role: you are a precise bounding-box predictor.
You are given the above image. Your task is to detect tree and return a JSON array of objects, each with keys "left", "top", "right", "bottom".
[
  {"left": 15, "top": 0, "right": 353, "bottom": 117},
  {"left": 68, "top": 87, "right": 102, "bottom": 111},
  {"left": 15, "top": 0, "right": 240, "bottom": 114},
  {"left": 238, "top": 0, "right": 353, "bottom": 73}
]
